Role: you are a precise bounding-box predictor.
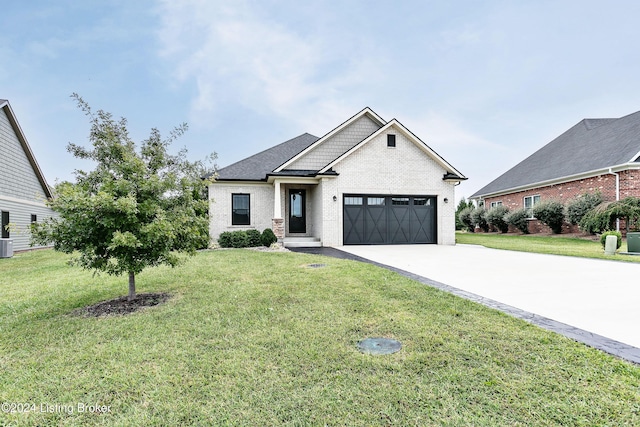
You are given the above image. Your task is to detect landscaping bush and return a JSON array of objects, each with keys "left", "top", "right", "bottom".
[
  {"left": 458, "top": 206, "right": 476, "bottom": 232},
  {"left": 217, "top": 231, "right": 233, "bottom": 248},
  {"left": 455, "top": 198, "right": 473, "bottom": 230},
  {"left": 580, "top": 197, "right": 640, "bottom": 234},
  {"left": 579, "top": 202, "right": 612, "bottom": 234},
  {"left": 565, "top": 192, "right": 603, "bottom": 225},
  {"left": 218, "top": 230, "right": 250, "bottom": 248},
  {"left": 486, "top": 205, "right": 510, "bottom": 233},
  {"left": 600, "top": 230, "right": 622, "bottom": 250},
  {"left": 471, "top": 208, "right": 489, "bottom": 232},
  {"left": 245, "top": 229, "right": 262, "bottom": 247},
  {"left": 260, "top": 228, "right": 278, "bottom": 247},
  {"left": 505, "top": 208, "right": 530, "bottom": 234},
  {"left": 532, "top": 200, "right": 565, "bottom": 234}
]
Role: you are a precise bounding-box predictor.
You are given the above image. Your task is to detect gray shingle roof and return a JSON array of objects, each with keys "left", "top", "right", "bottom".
[
  {"left": 213, "top": 133, "right": 320, "bottom": 181},
  {"left": 471, "top": 110, "right": 640, "bottom": 198}
]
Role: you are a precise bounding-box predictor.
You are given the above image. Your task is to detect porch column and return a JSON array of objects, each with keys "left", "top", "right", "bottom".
[{"left": 272, "top": 180, "right": 284, "bottom": 241}]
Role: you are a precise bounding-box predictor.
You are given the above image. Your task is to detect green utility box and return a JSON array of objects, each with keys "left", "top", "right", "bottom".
[{"left": 627, "top": 232, "right": 640, "bottom": 253}]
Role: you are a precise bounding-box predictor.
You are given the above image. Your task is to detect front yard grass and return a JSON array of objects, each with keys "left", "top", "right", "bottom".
[
  {"left": 456, "top": 231, "right": 640, "bottom": 262},
  {"left": 1, "top": 249, "right": 639, "bottom": 426}
]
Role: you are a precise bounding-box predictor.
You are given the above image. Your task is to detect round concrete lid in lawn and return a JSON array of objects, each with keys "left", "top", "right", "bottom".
[{"left": 357, "top": 337, "right": 402, "bottom": 355}]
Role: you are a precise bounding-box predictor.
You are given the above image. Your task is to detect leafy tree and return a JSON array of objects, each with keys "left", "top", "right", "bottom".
[
  {"left": 486, "top": 205, "right": 510, "bottom": 233},
  {"left": 455, "top": 198, "right": 473, "bottom": 230},
  {"left": 32, "top": 94, "right": 216, "bottom": 301},
  {"left": 532, "top": 200, "right": 565, "bottom": 234},
  {"left": 579, "top": 197, "right": 640, "bottom": 234}
]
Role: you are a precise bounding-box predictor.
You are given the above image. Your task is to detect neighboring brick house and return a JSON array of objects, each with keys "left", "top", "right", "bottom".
[
  {"left": 471, "top": 110, "right": 640, "bottom": 233},
  {"left": 208, "top": 108, "right": 466, "bottom": 247},
  {"left": 0, "top": 99, "right": 56, "bottom": 252}
]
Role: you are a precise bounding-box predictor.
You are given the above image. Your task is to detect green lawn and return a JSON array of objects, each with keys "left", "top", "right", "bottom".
[
  {"left": 456, "top": 231, "right": 640, "bottom": 262},
  {"left": 1, "top": 249, "right": 639, "bottom": 426}
]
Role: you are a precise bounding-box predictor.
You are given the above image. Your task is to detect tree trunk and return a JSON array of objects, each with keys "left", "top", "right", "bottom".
[{"left": 128, "top": 272, "right": 136, "bottom": 301}]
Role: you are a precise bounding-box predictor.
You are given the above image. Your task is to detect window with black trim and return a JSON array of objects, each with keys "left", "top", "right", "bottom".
[
  {"left": 232, "top": 194, "right": 250, "bottom": 225},
  {"left": 1, "top": 211, "right": 9, "bottom": 238},
  {"left": 387, "top": 134, "right": 396, "bottom": 147}
]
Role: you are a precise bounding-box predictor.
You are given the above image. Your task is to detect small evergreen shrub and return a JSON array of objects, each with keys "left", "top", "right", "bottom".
[
  {"left": 245, "top": 229, "right": 262, "bottom": 247},
  {"left": 217, "top": 231, "right": 233, "bottom": 248},
  {"left": 218, "top": 230, "right": 250, "bottom": 248},
  {"left": 486, "top": 205, "right": 510, "bottom": 233},
  {"left": 260, "top": 228, "right": 278, "bottom": 247},
  {"left": 565, "top": 192, "right": 603, "bottom": 225},
  {"left": 471, "top": 208, "right": 489, "bottom": 232},
  {"left": 458, "top": 206, "right": 475, "bottom": 232},
  {"left": 455, "top": 198, "right": 473, "bottom": 230},
  {"left": 600, "top": 230, "right": 622, "bottom": 250},
  {"left": 505, "top": 208, "right": 530, "bottom": 234},
  {"left": 532, "top": 200, "right": 565, "bottom": 234}
]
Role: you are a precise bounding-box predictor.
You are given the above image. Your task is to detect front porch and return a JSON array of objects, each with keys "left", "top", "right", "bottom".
[{"left": 270, "top": 177, "right": 329, "bottom": 247}]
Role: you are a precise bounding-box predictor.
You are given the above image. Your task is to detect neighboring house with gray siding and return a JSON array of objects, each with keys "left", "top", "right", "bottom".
[
  {"left": 0, "top": 99, "right": 56, "bottom": 252},
  {"left": 208, "top": 108, "right": 466, "bottom": 247}
]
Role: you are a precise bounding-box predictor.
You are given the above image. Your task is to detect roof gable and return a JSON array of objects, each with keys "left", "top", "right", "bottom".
[
  {"left": 319, "top": 119, "right": 466, "bottom": 179},
  {"left": 472, "top": 110, "right": 640, "bottom": 198},
  {"left": 274, "top": 107, "right": 386, "bottom": 172},
  {"left": 213, "top": 107, "right": 465, "bottom": 182},
  {"left": 0, "top": 100, "right": 53, "bottom": 200}
]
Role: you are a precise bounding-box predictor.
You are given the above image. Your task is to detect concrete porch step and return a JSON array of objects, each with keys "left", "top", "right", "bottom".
[{"left": 283, "top": 237, "right": 322, "bottom": 248}]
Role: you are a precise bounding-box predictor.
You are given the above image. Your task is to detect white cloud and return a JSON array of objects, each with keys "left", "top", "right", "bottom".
[{"left": 155, "top": 0, "right": 382, "bottom": 132}]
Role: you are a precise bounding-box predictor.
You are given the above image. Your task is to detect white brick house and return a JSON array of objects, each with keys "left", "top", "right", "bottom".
[{"left": 208, "top": 108, "right": 466, "bottom": 247}]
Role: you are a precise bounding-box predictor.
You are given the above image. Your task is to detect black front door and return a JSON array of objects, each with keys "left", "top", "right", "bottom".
[{"left": 289, "top": 190, "right": 306, "bottom": 233}]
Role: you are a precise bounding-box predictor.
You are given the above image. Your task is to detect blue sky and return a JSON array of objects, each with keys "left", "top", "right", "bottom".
[{"left": 3, "top": 0, "right": 640, "bottom": 201}]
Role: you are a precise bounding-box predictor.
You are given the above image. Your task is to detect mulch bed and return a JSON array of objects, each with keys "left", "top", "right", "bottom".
[{"left": 73, "top": 292, "right": 173, "bottom": 317}]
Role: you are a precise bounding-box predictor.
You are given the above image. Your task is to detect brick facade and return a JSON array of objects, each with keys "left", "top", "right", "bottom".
[
  {"left": 210, "top": 115, "right": 462, "bottom": 246},
  {"left": 482, "top": 169, "right": 640, "bottom": 234}
]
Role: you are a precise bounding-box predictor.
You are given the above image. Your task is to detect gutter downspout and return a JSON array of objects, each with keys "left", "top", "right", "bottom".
[{"left": 609, "top": 168, "right": 620, "bottom": 231}]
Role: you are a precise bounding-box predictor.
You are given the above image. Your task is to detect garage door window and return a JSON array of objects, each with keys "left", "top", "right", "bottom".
[
  {"left": 368, "top": 197, "right": 385, "bottom": 205},
  {"left": 392, "top": 197, "right": 409, "bottom": 205},
  {"left": 344, "top": 197, "right": 363, "bottom": 205},
  {"left": 414, "top": 198, "right": 429, "bottom": 206}
]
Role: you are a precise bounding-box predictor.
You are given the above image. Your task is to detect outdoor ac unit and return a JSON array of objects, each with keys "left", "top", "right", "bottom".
[{"left": 0, "top": 239, "right": 13, "bottom": 258}]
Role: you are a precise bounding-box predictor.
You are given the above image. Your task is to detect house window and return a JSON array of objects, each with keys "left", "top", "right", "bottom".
[
  {"left": 490, "top": 201, "right": 503, "bottom": 208},
  {"left": 1, "top": 211, "right": 9, "bottom": 238},
  {"left": 387, "top": 134, "right": 396, "bottom": 147},
  {"left": 232, "top": 194, "right": 250, "bottom": 225},
  {"left": 523, "top": 195, "right": 540, "bottom": 218},
  {"left": 31, "top": 214, "right": 37, "bottom": 223}
]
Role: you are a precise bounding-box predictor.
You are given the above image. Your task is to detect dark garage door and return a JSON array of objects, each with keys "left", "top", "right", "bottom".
[{"left": 343, "top": 195, "right": 437, "bottom": 245}]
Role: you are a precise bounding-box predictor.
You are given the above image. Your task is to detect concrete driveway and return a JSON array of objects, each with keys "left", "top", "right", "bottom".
[{"left": 338, "top": 244, "right": 640, "bottom": 353}]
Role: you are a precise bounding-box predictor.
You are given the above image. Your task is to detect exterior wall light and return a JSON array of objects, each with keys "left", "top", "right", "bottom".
[
  {"left": 443, "top": 198, "right": 449, "bottom": 203},
  {"left": 333, "top": 195, "right": 337, "bottom": 202}
]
